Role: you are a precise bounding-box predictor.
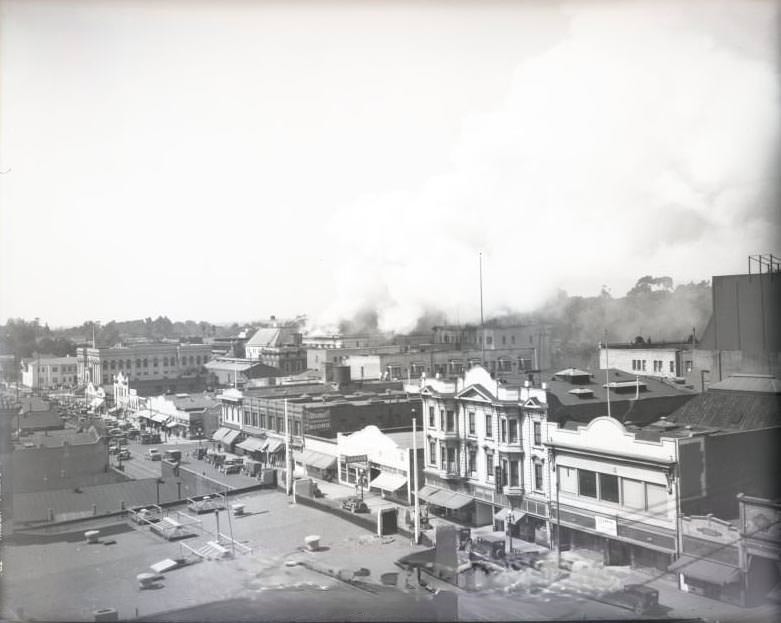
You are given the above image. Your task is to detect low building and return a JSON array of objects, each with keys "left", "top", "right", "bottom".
[
  {"left": 738, "top": 494, "right": 781, "bottom": 607},
  {"left": 10, "top": 427, "right": 114, "bottom": 494},
  {"left": 336, "top": 425, "right": 424, "bottom": 505},
  {"left": 20, "top": 356, "right": 79, "bottom": 390},
  {"left": 204, "top": 357, "right": 283, "bottom": 388},
  {"left": 16, "top": 397, "right": 64, "bottom": 433},
  {"left": 599, "top": 342, "right": 691, "bottom": 380},
  {"left": 135, "top": 393, "right": 220, "bottom": 440}
]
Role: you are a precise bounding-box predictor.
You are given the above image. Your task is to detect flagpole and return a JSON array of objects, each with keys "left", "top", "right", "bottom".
[
  {"left": 605, "top": 329, "right": 611, "bottom": 419},
  {"left": 284, "top": 398, "right": 292, "bottom": 496}
]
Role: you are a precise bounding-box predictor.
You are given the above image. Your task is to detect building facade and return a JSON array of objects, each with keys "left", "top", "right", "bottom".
[
  {"left": 548, "top": 416, "right": 680, "bottom": 571},
  {"left": 599, "top": 343, "right": 687, "bottom": 380},
  {"left": 76, "top": 342, "right": 213, "bottom": 387},
  {"left": 244, "top": 328, "right": 307, "bottom": 374},
  {"left": 21, "top": 356, "right": 79, "bottom": 390},
  {"left": 417, "top": 366, "right": 553, "bottom": 538}
]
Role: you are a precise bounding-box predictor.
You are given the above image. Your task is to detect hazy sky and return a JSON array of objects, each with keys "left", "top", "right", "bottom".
[{"left": 1, "top": 0, "right": 778, "bottom": 331}]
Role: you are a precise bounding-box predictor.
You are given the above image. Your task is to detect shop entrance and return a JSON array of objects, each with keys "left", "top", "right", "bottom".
[{"left": 605, "top": 538, "right": 631, "bottom": 566}]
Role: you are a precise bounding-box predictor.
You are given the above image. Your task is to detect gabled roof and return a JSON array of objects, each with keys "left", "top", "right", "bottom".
[
  {"left": 246, "top": 327, "right": 300, "bottom": 349},
  {"left": 456, "top": 384, "right": 495, "bottom": 402}
]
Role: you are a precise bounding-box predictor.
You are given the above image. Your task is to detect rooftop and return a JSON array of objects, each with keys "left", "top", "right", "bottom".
[
  {"left": 14, "top": 428, "right": 100, "bottom": 449},
  {"left": 665, "top": 385, "right": 781, "bottom": 431},
  {"left": 708, "top": 374, "right": 781, "bottom": 394}
]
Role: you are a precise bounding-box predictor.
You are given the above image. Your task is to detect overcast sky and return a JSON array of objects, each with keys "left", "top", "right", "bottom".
[{"left": 1, "top": 0, "right": 778, "bottom": 331}]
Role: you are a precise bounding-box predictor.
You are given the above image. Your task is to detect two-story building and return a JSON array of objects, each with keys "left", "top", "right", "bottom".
[
  {"left": 244, "top": 328, "right": 306, "bottom": 374},
  {"left": 21, "top": 356, "right": 79, "bottom": 390}
]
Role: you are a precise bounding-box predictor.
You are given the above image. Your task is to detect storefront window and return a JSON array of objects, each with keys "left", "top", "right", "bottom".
[
  {"left": 578, "top": 470, "right": 597, "bottom": 498},
  {"left": 621, "top": 478, "right": 645, "bottom": 510}
]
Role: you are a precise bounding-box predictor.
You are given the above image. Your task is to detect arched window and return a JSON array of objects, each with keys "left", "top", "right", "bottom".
[
  {"left": 153, "top": 358, "right": 159, "bottom": 367},
  {"left": 126, "top": 359, "right": 131, "bottom": 368},
  {"left": 136, "top": 359, "right": 142, "bottom": 368},
  {"left": 143, "top": 359, "right": 148, "bottom": 367},
  {"left": 163, "top": 357, "right": 169, "bottom": 366}
]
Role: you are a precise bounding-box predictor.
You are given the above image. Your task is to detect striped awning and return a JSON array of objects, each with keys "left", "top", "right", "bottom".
[
  {"left": 494, "top": 508, "right": 526, "bottom": 523},
  {"left": 212, "top": 427, "right": 231, "bottom": 442},
  {"left": 222, "top": 429, "right": 241, "bottom": 446},
  {"left": 417, "top": 485, "right": 472, "bottom": 510}
]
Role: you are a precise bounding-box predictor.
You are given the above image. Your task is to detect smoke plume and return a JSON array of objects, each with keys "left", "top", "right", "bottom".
[{"left": 315, "top": 1, "right": 779, "bottom": 333}]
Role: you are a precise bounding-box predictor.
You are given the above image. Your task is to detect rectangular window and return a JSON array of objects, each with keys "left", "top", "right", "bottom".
[
  {"left": 486, "top": 337, "right": 493, "bottom": 346},
  {"left": 534, "top": 463, "right": 544, "bottom": 491},
  {"left": 621, "top": 478, "right": 645, "bottom": 510},
  {"left": 510, "top": 460, "right": 520, "bottom": 487},
  {"left": 468, "top": 448, "right": 477, "bottom": 475},
  {"left": 599, "top": 473, "right": 620, "bottom": 503},
  {"left": 669, "top": 361, "right": 675, "bottom": 373},
  {"left": 642, "top": 360, "right": 647, "bottom": 371},
  {"left": 468, "top": 411, "right": 475, "bottom": 435},
  {"left": 446, "top": 447, "right": 456, "bottom": 473},
  {"left": 509, "top": 419, "right": 518, "bottom": 443},
  {"left": 485, "top": 414, "right": 493, "bottom": 438},
  {"left": 559, "top": 466, "right": 578, "bottom": 493},
  {"left": 486, "top": 452, "right": 494, "bottom": 478},
  {"left": 429, "top": 441, "right": 437, "bottom": 466},
  {"left": 578, "top": 470, "right": 597, "bottom": 498},
  {"left": 533, "top": 421, "right": 542, "bottom": 446},
  {"left": 446, "top": 410, "right": 455, "bottom": 432},
  {"left": 500, "top": 419, "right": 507, "bottom": 443},
  {"left": 429, "top": 407, "right": 435, "bottom": 428},
  {"left": 646, "top": 483, "right": 668, "bottom": 517}
]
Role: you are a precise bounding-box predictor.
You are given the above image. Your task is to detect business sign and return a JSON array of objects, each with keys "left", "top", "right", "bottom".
[
  {"left": 344, "top": 454, "right": 368, "bottom": 464},
  {"left": 595, "top": 515, "right": 618, "bottom": 537}
]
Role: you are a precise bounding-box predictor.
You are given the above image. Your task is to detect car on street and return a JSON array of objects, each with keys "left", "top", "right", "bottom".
[
  {"left": 118, "top": 448, "right": 131, "bottom": 460},
  {"left": 341, "top": 497, "right": 369, "bottom": 513},
  {"left": 108, "top": 445, "right": 120, "bottom": 455},
  {"left": 145, "top": 448, "right": 161, "bottom": 461}
]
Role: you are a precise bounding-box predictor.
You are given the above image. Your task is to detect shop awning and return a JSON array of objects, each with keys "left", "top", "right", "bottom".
[
  {"left": 90, "top": 398, "right": 104, "bottom": 408},
  {"left": 437, "top": 491, "right": 473, "bottom": 510},
  {"left": 212, "top": 427, "right": 231, "bottom": 442},
  {"left": 222, "top": 429, "right": 241, "bottom": 446},
  {"left": 417, "top": 485, "right": 442, "bottom": 503},
  {"left": 151, "top": 413, "right": 168, "bottom": 424},
  {"left": 165, "top": 421, "right": 179, "bottom": 428},
  {"left": 668, "top": 555, "right": 742, "bottom": 585},
  {"left": 299, "top": 449, "right": 337, "bottom": 470},
  {"left": 264, "top": 438, "right": 283, "bottom": 454},
  {"left": 237, "top": 437, "right": 266, "bottom": 453},
  {"left": 370, "top": 471, "right": 407, "bottom": 492},
  {"left": 494, "top": 508, "right": 527, "bottom": 523}
]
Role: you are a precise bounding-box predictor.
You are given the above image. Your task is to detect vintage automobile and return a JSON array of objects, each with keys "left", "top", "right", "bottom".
[
  {"left": 341, "top": 497, "right": 369, "bottom": 513},
  {"left": 118, "top": 448, "right": 131, "bottom": 460},
  {"left": 145, "top": 448, "right": 161, "bottom": 461},
  {"left": 597, "top": 584, "right": 660, "bottom": 615}
]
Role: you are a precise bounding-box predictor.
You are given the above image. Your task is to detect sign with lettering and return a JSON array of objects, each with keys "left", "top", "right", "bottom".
[
  {"left": 344, "top": 454, "right": 368, "bottom": 464},
  {"left": 595, "top": 515, "right": 618, "bottom": 537}
]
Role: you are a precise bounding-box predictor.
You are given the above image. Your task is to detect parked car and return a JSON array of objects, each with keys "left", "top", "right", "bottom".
[
  {"left": 162, "top": 449, "right": 182, "bottom": 463},
  {"left": 341, "top": 497, "right": 369, "bottom": 513},
  {"left": 118, "top": 448, "right": 131, "bottom": 460},
  {"left": 597, "top": 584, "right": 660, "bottom": 615},
  {"left": 141, "top": 433, "right": 161, "bottom": 444},
  {"left": 108, "top": 445, "right": 120, "bottom": 455},
  {"left": 145, "top": 448, "right": 161, "bottom": 461}
]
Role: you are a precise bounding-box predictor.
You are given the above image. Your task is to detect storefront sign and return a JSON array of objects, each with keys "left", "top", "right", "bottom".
[
  {"left": 595, "top": 515, "right": 618, "bottom": 536},
  {"left": 344, "top": 454, "right": 368, "bottom": 464}
]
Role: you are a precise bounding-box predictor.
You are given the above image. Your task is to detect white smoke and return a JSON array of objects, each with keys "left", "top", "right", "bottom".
[{"left": 318, "top": 2, "right": 779, "bottom": 333}]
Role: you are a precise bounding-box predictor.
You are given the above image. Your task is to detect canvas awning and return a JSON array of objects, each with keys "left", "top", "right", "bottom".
[
  {"left": 212, "top": 427, "right": 231, "bottom": 442},
  {"left": 237, "top": 437, "right": 266, "bottom": 453},
  {"left": 417, "top": 485, "right": 443, "bottom": 503},
  {"left": 494, "top": 508, "right": 526, "bottom": 523},
  {"left": 437, "top": 491, "right": 473, "bottom": 510},
  {"left": 299, "top": 449, "right": 336, "bottom": 470},
  {"left": 668, "top": 555, "right": 742, "bottom": 585},
  {"left": 222, "top": 429, "right": 241, "bottom": 446},
  {"left": 151, "top": 413, "right": 168, "bottom": 424},
  {"left": 165, "top": 421, "right": 179, "bottom": 428},
  {"left": 90, "top": 398, "right": 104, "bottom": 408},
  {"left": 264, "top": 438, "right": 284, "bottom": 454},
  {"left": 369, "top": 471, "right": 407, "bottom": 492}
]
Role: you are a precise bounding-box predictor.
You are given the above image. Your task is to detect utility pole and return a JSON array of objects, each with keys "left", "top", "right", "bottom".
[
  {"left": 284, "top": 398, "right": 292, "bottom": 496},
  {"left": 479, "top": 252, "right": 485, "bottom": 367},
  {"left": 604, "top": 329, "right": 611, "bottom": 419},
  {"left": 412, "top": 412, "right": 420, "bottom": 545}
]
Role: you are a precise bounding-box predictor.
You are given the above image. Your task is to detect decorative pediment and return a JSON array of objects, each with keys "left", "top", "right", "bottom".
[
  {"left": 456, "top": 384, "right": 495, "bottom": 402},
  {"left": 523, "top": 397, "right": 544, "bottom": 409}
]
